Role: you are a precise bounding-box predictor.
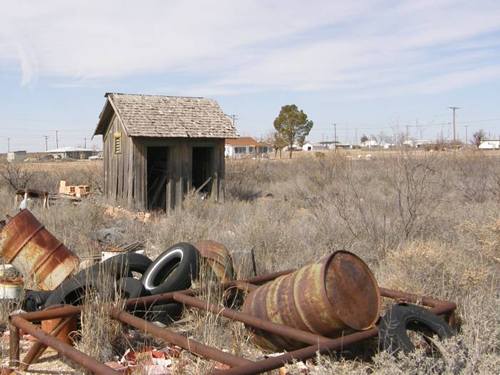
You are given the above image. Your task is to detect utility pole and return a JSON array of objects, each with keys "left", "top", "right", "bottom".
[
  {"left": 406, "top": 124, "right": 410, "bottom": 141},
  {"left": 333, "top": 123, "right": 337, "bottom": 152},
  {"left": 464, "top": 125, "right": 468, "bottom": 146},
  {"left": 354, "top": 128, "right": 358, "bottom": 146},
  {"left": 230, "top": 114, "right": 238, "bottom": 127},
  {"left": 7, "top": 137, "right": 10, "bottom": 153},
  {"left": 44, "top": 136, "right": 48, "bottom": 151},
  {"left": 449, "top": 106, "right": 460, "bottom": 142},
  {"left": 84, "top": 137, "right": 87, "bottom": 148},
  {"left": 55, "top": 130, "right": 59, "bottom": 149}
]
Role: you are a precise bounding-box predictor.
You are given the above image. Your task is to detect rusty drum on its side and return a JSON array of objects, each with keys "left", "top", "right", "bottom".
[
  {"left": 41, "top": 305, "right": 78, "bottom": 345},
  {"left": 0, "top": 209, "right": 79, "bottom": 291},
  {"left": 194, "top": 240, "right": 234, "bottom": 283},
  {"left": 242, "top": 250, "right": 381, "bottom": 351}
]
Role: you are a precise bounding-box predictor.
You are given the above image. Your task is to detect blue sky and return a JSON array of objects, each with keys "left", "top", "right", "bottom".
[{"left": 1, "top": 0, "right": 500, "bottom": 152}]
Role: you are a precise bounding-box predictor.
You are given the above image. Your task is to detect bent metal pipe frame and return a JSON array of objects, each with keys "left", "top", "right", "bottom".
[{"left": 8, "top": 272, "right": 457, "bottom": 375}]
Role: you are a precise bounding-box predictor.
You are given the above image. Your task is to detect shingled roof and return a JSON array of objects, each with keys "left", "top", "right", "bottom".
[{"left": 94, "top": 93, "right": 238, "bottom": 138}]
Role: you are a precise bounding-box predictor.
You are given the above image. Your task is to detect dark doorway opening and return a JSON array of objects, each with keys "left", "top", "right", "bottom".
[
  {"left": 147, "top": 147, "right": 169, "bottom": 210},
  {"left": 192, "top": 147, "right": 214, "bottom": 194}
]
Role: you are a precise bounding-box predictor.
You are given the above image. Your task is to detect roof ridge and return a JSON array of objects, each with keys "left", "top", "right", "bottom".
[{"left": 105, "top": 92, "right": 207, "bottom": 100}]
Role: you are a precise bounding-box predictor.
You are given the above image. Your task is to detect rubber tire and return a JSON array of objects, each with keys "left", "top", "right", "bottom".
[
  {"left": 379, "top": 303, "right": 454, "bottom": 354},
  {"left": 142, "top": 303, "right": 183, "bottom": 325},
  {"left": 23, "top": 290, "right": 52, "bottom": 312},
  {"left": 117, "top": 277, "right": 148, "bottom": 299},
  {"left": 141, "top": 243, "right": 199, "bottom": 294},
  {"left": 44, "top": 276, "right": 92, "bottom": 307},
  {"left": 75, "top": 253, "right": 152, "bottom": 283}
]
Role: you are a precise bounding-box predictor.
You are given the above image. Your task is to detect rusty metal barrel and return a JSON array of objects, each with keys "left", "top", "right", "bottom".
[
  {"left": 0, "top": 209, "right": 79, "bottom": 291},
  {"left": 195, "top": 240, "right": 235, "bottom": 283},
  {"left": 41, "top": 305, "right": 78, "bottom": 345},
  {"left": 242, "top": 251, "right": 380, "bottom": 351}
]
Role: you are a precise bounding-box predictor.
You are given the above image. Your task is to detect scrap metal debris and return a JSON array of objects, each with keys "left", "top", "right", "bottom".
[{"left": 0, "top": 209, "right": 458, "bottom": 374}]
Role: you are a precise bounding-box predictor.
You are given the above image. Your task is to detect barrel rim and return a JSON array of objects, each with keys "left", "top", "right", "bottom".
[{"left": 321, "top": 250, "right": 381, "bottom": 331}]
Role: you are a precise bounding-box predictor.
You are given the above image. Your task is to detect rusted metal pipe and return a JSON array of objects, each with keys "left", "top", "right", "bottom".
[
  {"left": 242, "top": 251, "right": 380, "bottom": 350},
  {"left": 110, "top": 308, "right": 252, "bottom": 368},
  {"left": 212, "top": 327, "right": 380, "bottom": 375},
  {"left": 380, "top": 288, "right": 457, "bottom": 314},
  {"left": 125, "top": 288, "right": 198, "bottom": 309},
  {"left": 8, "top": 324, "right": 19, "bottom": 368},
  {"left": 19, "top": 316, "right": 73, "bottom": 371},
  {"left": 9, "top": 315, "right": 118, "bottom": 375},
  {"left": 212, "top": 293, "right": 458, "bottom": 375},
  {"left": 18, "top": 304, "right": 81, "bottom": 322},
  {"left": 239, "top": 270, "right": 294, "bottom": 285},
  {"left": 172, "top": 293, "right": 332, "bottom": 346}
]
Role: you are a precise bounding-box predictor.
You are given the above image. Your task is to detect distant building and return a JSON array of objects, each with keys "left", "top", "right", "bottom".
[
  {"left": 478, "top": 139, "right": 500, "bottom": 150},
  {"left": 360, "top": 139, "right": 378, "bottom": 148},
  {"left": 46, "top": 147, "right": 99, "bottom": 160},
  {"left": 7, "top": 151, "right": 27, "bottom": 162},
  {"left": 225, "top": 137, "right": 271, "bottom": 158},
  {"left": 302, "top": 142, "right": 313, "bottom": 151},
  {"left": 403, "top": 139, "right": 432, "bottom": 148}
]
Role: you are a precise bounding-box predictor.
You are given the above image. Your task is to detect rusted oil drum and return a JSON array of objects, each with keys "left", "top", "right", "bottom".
[
  {"left": 0, "top": 210, "right": 79, "bottom": 291},
  {"left": 242, "top": 251, "right": 380, "bottom": 351},
  {"left": 194, "top": 240, "right": 234, "bottom": 283},
  {"left": 41, "top": 305, "right": 78, "bottom": 345}
]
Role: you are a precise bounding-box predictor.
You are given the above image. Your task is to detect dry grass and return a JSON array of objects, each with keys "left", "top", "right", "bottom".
[{"left": 0, "top": 149, "right": 498, "bottom": 374}]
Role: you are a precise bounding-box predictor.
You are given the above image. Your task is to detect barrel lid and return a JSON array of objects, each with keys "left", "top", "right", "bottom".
[{"left": 324, "top": 251, "right": 380, "bottom": 330}]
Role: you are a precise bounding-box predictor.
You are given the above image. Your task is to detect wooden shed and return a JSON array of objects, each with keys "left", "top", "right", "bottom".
[{"left": 93, "top": 93, "right": 238, "bottom": 211}]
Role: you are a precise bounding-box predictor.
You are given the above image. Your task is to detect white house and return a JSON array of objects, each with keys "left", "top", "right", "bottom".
[
  {"left": 360, "top": 139, "right": 378, "bottom": 148},
  {"left": 302, "top": 142, "right": 313, "bottom": 151},
  {"left": 478, "top": 139, "right": 500, "bottom": 149},
  {"left": 7, "top": 151, "right": 27, "bottom": 162},
  {"left": 46, "top": 147, "right": 98, "bottom": 160},
  {"left": 225, "top": 137, "right": 271, "bottom": 158}
]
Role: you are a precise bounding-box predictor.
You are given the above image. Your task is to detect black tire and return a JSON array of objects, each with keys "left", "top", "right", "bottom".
[
  {"left": 23, "top": 290, "right": 52, "bottom": 312},
  {"left": 44, "top": 276, "right": 90, "bottom": 307},
  {"left": 117, "top": 277, "right": 149, "bottom": 299},
  {"left": 75, "top": 253, "right": 152, "bottom": 283},
  {"left": 379, "top": 303, "right": 454, "bottom": 354},
  {"left": 141, "top": 243, "right": 199, "bottom": 295},
  {"left": 142, "top": 303, "right": 183, "bottom": 325}
]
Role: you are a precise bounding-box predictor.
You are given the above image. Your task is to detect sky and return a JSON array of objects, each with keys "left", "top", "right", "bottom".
[{"left": 1, "top": 0, "right": 500, "bottom": 152}]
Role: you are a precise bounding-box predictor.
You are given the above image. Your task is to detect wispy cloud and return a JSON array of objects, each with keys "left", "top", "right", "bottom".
[{"left": 0, "top": 0, "right": 499, "bottom": 96}]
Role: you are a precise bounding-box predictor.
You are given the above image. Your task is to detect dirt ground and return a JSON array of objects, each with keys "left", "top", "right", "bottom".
[{"left": 0, "top": 149, "right": 498, "bottom": 374}]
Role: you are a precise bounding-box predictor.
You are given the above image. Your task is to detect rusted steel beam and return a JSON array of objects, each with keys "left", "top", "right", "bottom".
[
  {"left": 124, "top": 288, "right": 198, "bottom": 309},
  {"left": 17, "top": 305, "right": 81, "bottom": 322},
  {"left": 8, "top": 324, "right": 19, "bottom": 368},
  {"left": 380, "top": 288, "right": 457, "bottom": 315},
  {"left": 110, "top": 308, "right": 253, "bottom": 368},
  {"left": 240, "top": 270, "right": 293, "bottom": 285},
  {"left": 212, "top": 328, "right": 379, "bottom": 375},
  {"left": 9, "top": 316, "right": 118, "bottom": 375},
  {"left": 19, "top": 316, "right": 73, "bottom": 371},
  {"left": 172, "top": 293, "right": 333, "bottom": 346},
  {"left": 228, "top": 280, "right": 258, "bottom": 292}
]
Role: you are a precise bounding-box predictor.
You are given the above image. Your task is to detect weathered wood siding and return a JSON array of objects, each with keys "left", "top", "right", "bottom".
[{"left": 103, "top": 115, "right": 134, "bottom": 207}]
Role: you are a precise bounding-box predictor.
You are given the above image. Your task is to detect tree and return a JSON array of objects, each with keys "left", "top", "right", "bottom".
[
  {"left": 267, "top": 131, "right": 287, "bottom": 159},
  {"left": 472, "top": 129, "right": 485, "bottom": 147},
  {"left": 360, "top": 134, "right": 369, "bottom": 143},
  {"left": 273, "top": 104, "right": 313, "bottom": 158}
]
